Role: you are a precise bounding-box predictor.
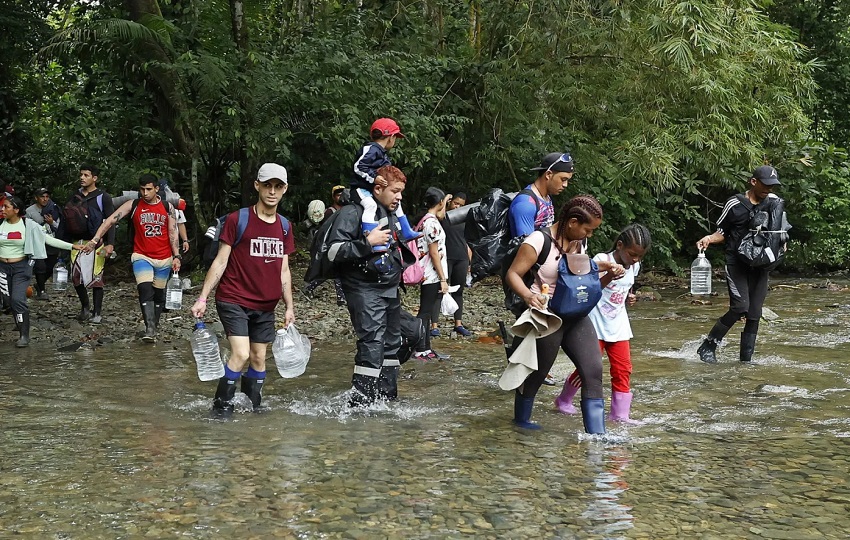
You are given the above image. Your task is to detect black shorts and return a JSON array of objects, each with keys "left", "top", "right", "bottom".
[{"left": 215, "top": 300, "right": 276, "bottom": 343}]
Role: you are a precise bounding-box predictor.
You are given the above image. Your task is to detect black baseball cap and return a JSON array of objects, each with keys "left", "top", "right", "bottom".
[
  {"left": 531, "top": 152, "right": 575, "bottom": 174},
  {"left": 752, "top": 165, "right": 780, "bottom": 186},
  {"left": 34, "top": 187, "right": 50, "bottom": 196}
]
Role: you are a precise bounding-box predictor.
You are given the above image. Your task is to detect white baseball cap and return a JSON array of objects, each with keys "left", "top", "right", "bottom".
[{"left": 257, "top": 163, "right": 288, "bottom": 184}]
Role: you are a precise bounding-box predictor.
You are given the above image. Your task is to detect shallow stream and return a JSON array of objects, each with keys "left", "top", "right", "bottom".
[{"left": 1, "top": 280, "right": 849, "bottom": 538}]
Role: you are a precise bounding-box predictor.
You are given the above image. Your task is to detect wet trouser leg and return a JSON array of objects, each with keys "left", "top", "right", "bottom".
[
  {"left": 531, "top": 318, "right": 604, "bottom": 401},
  {"left": 380, "top": 297, "right": 403, "bottom": 400},
  {"left": 344, "top": 285, "right": 397, "bottom": 403}
]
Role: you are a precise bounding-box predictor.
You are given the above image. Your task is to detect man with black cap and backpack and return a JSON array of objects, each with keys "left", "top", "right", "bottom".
[
  {"left": 507, "top": 152, "right": 575, "bottom": 385},
  {"left": 84, "top": 174, "right": 181, "bottom": 342},
  {"left": 696, "top": 165, "right": 790, "bottom": 364}
]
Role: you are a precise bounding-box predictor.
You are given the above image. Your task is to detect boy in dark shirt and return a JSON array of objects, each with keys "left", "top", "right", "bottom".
[{"left": 351, "top": 118, "right": 421, "bottom": 251}]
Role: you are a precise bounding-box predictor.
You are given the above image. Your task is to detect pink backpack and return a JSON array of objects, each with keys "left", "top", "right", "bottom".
[{"left": 402, "top": 215, "right": 431, "bottom": 286}]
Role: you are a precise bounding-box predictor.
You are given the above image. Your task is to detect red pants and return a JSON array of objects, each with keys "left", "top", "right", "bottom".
[{"left": 566, "top": 340, "right": 632, "bottom": 393}]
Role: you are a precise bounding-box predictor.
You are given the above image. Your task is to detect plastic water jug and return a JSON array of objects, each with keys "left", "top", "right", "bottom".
[
  {"left": 690, "top": 250, "right": 712, "bottom": 295},
  {"left": 165, "top": 272, "right": 183, "bottom": 310},
  {"left": 52, "top": 260, "right": 68, "bottom": 291},
  {"left": 191, "top": 320, "right": 224, "bottom": 381},
  {"left": 272, "top": 325, "right": 310, "bottom": 378}
]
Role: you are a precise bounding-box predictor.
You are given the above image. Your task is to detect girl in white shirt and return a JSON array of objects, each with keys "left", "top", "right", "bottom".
[
  {"left": 555, "top": 224, "right": 651, "bottom": 423},
  {"left": 413, "top": 187, "right": 452, "bottom": 361}
]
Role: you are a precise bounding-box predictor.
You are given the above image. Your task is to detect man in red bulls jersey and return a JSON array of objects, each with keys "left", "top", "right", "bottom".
[
  {"left": 191, "top": 163, "right": 296, "bottom": 415},
  {"left": 86, "top": 174, "right": 181, "bottom": 342}
]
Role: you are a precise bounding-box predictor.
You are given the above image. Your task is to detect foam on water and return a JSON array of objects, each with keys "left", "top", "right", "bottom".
[{"left": 287, "top": 389, "right": 448, "bottom": 422}]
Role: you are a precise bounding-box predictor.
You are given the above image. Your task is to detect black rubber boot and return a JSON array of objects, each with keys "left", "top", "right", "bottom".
[
  {"left": 740, "top": 332, "right": 757, "bottom": 363},
  {"left": 212, "top": 376, "right": 239, "bottom": 416},
  {"left": 697, "top": 338, "right": 720, "bottom": 364},
  {"left": 240, "top": 376, "right": 265, "bottom": 411},
  {"left": 140, "top": 302, "right": 157, "bottom": 343},
  {"left": 16, "top": 312, "right": 30, "bottom": 348},
  {"left": 580, "top": 398, "right": 606, "bottom": 435},
  {"left": 697, "top": 322, "right": 730, "bottom": 364},
  {"left": 90, "top": 287, "right": 104, "bottom": 324},
  {"left": 378, "top": 360, "right": 400, "bottom": 401},
  {"left": 512, "top": 391, "right": 541, "bottom": 430},
  {"left": 154, "top": 303, "right": 164, "bottom": 327}
]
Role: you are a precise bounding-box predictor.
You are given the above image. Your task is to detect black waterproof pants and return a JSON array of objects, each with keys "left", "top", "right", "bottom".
[{"left": 342, "top": 283, "right": 402, "bottom": 401}]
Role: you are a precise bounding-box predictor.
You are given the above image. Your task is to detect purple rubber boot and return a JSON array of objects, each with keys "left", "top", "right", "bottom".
[
  {"left": 609, "top": 391, "right": 641, "bottom": 424},
  {"left": 554, "top": 380, "right": 579, "bottom": 415}
]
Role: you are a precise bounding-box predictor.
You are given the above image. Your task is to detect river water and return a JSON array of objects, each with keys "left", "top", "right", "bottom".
[{"left": 1, "top": 280, "right": 849, "bottom": 538}]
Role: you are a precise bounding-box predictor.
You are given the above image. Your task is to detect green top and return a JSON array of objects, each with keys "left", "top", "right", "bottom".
[
  {"left": 0, "top": 219, "right": 26, "bottom": 259},
  {"left": 0, "top": 218, "right": 74, "bottom": 259}
]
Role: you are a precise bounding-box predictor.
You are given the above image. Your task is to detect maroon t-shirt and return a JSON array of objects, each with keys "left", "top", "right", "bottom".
[{"left": 215, "top": 209, "right": 295, "bottom": 312}]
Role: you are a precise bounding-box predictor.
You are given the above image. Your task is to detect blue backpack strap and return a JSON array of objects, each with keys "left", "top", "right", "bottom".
[
  {"left": 233, "top": 209, "right": 289, "bottom": 247},
  {"left": 96, "top": 193, "right": 104, "bottom": 211},
  {"left": 281, "top": 215, "right": 289, "bottom": 234},
  {"left": 233, "top": 207, "right": 250, "bottom": 247}
]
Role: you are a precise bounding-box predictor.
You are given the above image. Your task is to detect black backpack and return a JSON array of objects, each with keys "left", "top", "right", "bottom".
[
  {"left": 63, "top": 192, "right": 104, "bottom": 238},
  {"left": 303, "top": 206, "right": 352, "bottom": 282},
  {"left": 735, "top": 194, "right": 791, "bottom": 271},
  {"left": 467, "top": 188, "right": 540, "bottom": 283},
  {"left": 500, "top": 229, "right": 552, "bottom": 317}
]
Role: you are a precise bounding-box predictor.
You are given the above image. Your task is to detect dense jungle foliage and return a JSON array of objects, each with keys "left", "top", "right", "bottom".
[{"left": 1, "top": 0, "right": 849, "bottom": 273}]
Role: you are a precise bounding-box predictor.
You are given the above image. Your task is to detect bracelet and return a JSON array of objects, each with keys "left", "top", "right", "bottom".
[{"left": 198, "top": 298, "right": 207, "bottom": 303}]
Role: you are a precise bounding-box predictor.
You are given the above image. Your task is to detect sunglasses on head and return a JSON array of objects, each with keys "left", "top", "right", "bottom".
[{"left": 545, "top": 153, "right": 573, "bottom": 173}]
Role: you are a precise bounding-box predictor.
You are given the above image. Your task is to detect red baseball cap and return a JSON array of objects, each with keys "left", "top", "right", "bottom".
[
  {"left": 177, "top": 198, "right": 187, "bottom": 211},
  {"left": 370, "top": 118, "right": 405, "bottom": 138}
]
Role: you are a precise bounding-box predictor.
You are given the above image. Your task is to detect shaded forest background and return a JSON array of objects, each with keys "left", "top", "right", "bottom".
[{"left": 1, "top": 0, "right": 849, "bottom": 273}]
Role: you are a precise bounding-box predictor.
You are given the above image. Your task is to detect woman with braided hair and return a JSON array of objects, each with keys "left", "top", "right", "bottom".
[
  {"left": 505, "top": 195, "right": 625, "bottom": 433},
  {"left": 555, "top": 223, "right": 652, "bottom": 424}
]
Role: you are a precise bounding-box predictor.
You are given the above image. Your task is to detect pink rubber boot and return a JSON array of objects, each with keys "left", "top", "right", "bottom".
[
  {"left": 609, "top": 391, "right": 642, "bottom": 424},
  {"left": 554, "top": 378, "right": 580, "bottom": 415}
]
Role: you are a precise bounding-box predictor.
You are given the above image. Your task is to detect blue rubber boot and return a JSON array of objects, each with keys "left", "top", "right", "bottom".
[
  {"left": 513, "top": 391, "right": 542, "bottom": 430},
  {"left": 362, "top": 221, "right": 388, "bottom": 253},
  {"left": 580, "top": 398, "right": 606, "bottom": 434},
  {"left": 397, "top": 214, "right": 423, "bottom": 242}
]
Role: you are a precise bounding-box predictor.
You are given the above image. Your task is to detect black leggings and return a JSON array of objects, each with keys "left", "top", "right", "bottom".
[
  {"left": 520, "top": 316, "right": 603, "bottom": 400},
  {"left": 416, "top": 282, "right": 442, "bottom": 351},
  {"left": 446, "top": 258, "right": 468, "bottom": 322}
]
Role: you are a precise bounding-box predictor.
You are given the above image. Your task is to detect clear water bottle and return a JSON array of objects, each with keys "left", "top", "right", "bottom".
[
  {"left": 690, "top": 250, "right": 712, "bottom": 295},
  {"left": 52, "top": 260, "right": 68, "bottom": 291},
  {"left": 165, "top": 272, "right": 183, "bottom": 310},
  {"left": 191, "top": 320, "right": 224, "bottom": 381},
  {"left": 272, "top": 326, "right": 309, "bottom": 378}
]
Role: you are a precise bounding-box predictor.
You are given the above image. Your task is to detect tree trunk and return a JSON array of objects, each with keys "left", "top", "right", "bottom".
[{"left": 229, "top": 0, "right": 256, "bottom": 205}]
